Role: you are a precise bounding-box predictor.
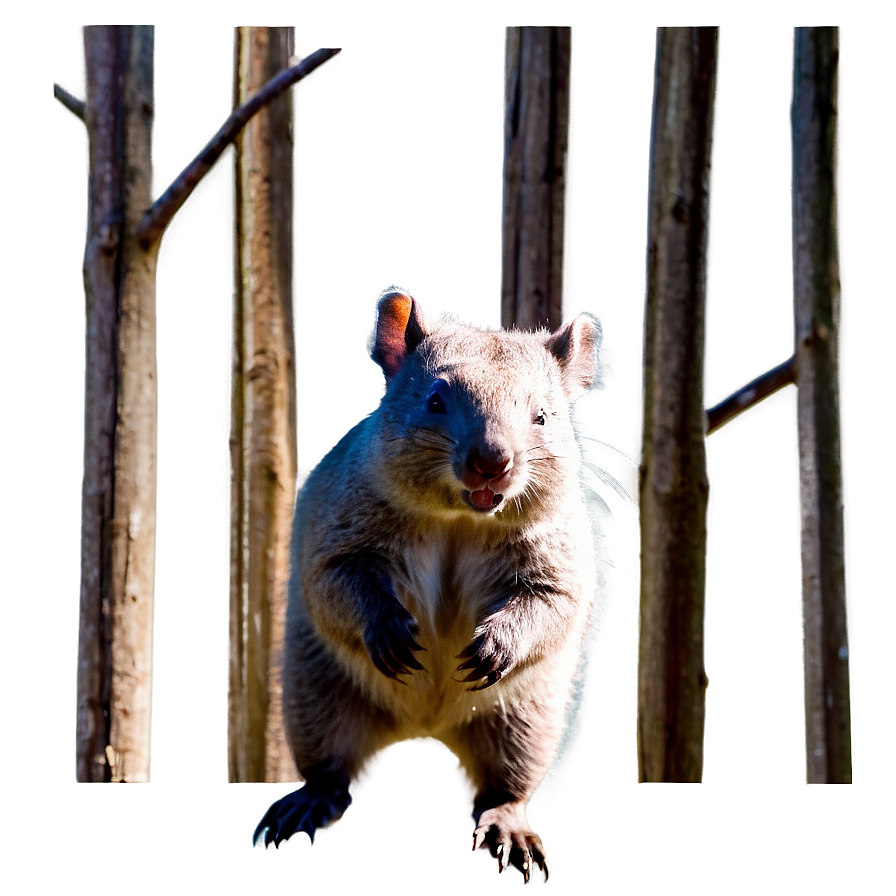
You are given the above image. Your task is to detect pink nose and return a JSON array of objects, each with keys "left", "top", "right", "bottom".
[{"left": 466, "top": 448, "right": 513, "bottom": 481}]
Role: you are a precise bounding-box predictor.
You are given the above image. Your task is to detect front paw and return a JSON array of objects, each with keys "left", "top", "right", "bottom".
[
  {"left": 364, "top": 603, "right": 425, "bottom": 680},
  {"left": 456, "top": 621, "right": 516, "bottom": 691}
]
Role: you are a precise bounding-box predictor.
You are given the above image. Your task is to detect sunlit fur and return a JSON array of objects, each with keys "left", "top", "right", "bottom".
[{"left": 268, "top": 290, "right": 601, "bottom": 880}]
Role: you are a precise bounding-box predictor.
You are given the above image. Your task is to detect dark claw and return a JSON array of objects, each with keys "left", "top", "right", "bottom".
[
  {"left": 467, "top": 670, "right": 503, "bottom": 691},
  {"left": 456, "top": 633, "right": 510, "bottom": 690},
  {"left": 455, "top": 639, "right": 477, "bottom": 662},
  {"left": 457, "top": 655, "right": 496, "bottom": 679},
  {"left": 530, "top": 848, "right": 550, "bottom": 883},
  {"left": 365, "top": 609, "right": 426, "bottom": 680},
  {"left": 456, "top": 647, "right": 496, "bottom": 674},
  {"left": 299, "top": 815, "right": 314, "bottom": 843}
]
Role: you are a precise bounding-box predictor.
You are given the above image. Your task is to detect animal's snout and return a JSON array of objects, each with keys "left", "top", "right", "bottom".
[{"left": 465, "top": 447, "right": 513, "bottom": 482}]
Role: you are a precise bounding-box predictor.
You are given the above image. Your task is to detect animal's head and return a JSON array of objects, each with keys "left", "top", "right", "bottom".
[{"left": 370, "top": 288, "right": 600, "bottom": 524}]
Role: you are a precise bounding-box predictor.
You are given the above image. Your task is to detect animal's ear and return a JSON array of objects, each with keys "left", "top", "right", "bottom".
[
  {"left": 371, "top": 288, "right": 429, "bottom": 381},
  {"left": 545, "top": 313, "right": 602, "bottom": 399}
]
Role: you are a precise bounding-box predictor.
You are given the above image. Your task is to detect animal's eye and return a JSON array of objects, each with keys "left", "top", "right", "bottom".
[
  {"left": 534, "top": 409, "right": 546, "bottom": 426},
  {"left": 426, "top": 380, "right": 449, "bottom": 414}
]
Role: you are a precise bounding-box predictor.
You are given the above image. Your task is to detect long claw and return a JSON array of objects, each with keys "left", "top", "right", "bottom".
[
  {"left": 467, "top": 670, "right": 502, "bottom": 691},
  {"left": 456, "top": 651, "right": 481, "bottom": 669},
  {"left": 300, "top": 819, "right": 315, "bottom": 845},
  {"left": 472, "top": 828, "right": 486, "bottom": 851},
  {"left": 458, "top": 664, "right": 487, "bottom": 682},
  {"left": 497, "top": 842, "right": 506, "bottom": 873}
]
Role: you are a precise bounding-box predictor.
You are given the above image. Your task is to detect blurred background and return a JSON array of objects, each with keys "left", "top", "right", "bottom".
[{"left": 3, "top": 3, "right": 892, "bottom": 892}]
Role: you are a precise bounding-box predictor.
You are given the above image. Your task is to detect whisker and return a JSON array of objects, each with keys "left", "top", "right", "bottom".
[
  {"left": 576, "top": 435, "right": 639, "bottom": 468},
  {"left": 579, "top": 459, "right": 635, "bottom": 507},
  {"left": 526, "top": 440, "right": 555, "bottom": 453},
  {"left": 582, "top": 479, "right": 619, "bottom": 529}
]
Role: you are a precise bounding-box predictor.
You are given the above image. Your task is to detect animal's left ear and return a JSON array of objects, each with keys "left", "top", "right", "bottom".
[{"left": 545, "top": 314, "right": 602, "bottom": 400}]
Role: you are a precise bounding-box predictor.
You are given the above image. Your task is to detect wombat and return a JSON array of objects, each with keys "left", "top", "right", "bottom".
[{"left": 253, "top": 288, "right": 600, "bottom": 882}]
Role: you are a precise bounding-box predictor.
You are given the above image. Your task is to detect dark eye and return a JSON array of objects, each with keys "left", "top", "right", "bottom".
[
  {"left": 534, "top": 409, "right": 546, "bottom": 426},
  {"left": 426, "top": 380, "right": 449, "bottom": 414}
]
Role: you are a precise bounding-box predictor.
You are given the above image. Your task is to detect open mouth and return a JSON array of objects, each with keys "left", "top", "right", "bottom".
[{"left": 463, "top": 486, "right": 504, "bottom": 513}]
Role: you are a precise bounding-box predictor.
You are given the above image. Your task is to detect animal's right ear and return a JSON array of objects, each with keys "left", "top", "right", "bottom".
[
  {"left": 545, "top": 313, "right": 602, "bottom": 400},
  {"left": 371, "top": 288, "right": 428, "bottom": 381}
]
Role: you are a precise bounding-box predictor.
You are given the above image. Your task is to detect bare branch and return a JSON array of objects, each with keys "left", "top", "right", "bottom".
[
  {"left": 135, "top": 47, "right": 341, "bottom": 248},
  {"left": 54, "top": 82, "right": 86, "bottom": 121},
  {"left": 705, "top": 354, "right": 796, "bottom": 434}
]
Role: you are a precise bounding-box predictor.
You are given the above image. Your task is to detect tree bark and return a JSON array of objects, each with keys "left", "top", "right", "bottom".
[
  {"left": 791, "top": 26, "right": 851, "bottom": 784},
  {"left": 66, "top": 29, "right": 336, "bottom": 784},
  {"left": 77, "top": 25, "right": 157, "bottom": 783},
  {"left": 229, "top": 26, "right": 299, "bottom": 783},
  {"left": 638, "top": 27, "right": 717, "bottom": 783},
  {"left": 501, "top": 26, "right": 570, "bottom": 331}
]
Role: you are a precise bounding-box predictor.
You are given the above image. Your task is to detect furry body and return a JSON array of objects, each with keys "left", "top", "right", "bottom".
[{"left": 254, "top": 290, "right": 599, "bottom": 882}]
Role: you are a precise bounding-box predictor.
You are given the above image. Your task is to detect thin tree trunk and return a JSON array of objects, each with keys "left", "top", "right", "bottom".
[
  {"left": 501, "top": 26, "right": 570, "bottom": 331},
  {"left": 76, "top": 25, "right": 157, "bottom": 783},
  {"left": 638, "top": 27, "right": 717, "bottom": 783},
  {"left": 791, "top": 26, "right": 851, "bottom": 784},
  {"left": 229, "top": 26, "right": 299, "bottom": 783}
]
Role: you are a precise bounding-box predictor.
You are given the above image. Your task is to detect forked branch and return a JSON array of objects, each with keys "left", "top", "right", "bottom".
[{"left": 135, "top": 47, "right": 341, "bottom": 248}]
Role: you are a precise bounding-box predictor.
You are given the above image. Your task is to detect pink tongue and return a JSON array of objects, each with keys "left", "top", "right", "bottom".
[{"left": 471, "top": 487, "right": 495, "bottom": 509}]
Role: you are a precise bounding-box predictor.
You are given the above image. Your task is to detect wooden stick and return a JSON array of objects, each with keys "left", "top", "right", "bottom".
[
  {"left": 638, "top": 26, "right": 717, "bottom": 783},
  {"left": 501, "top": 27, "right": 570, "bottom": 331},
  {"left": 228, "top": 26, "right": 298, "bottom": 784},
  {"left": 791, "top": 26, "right": 851, "bottom": 784}
]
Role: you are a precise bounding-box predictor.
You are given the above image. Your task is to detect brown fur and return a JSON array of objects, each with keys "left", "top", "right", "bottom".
[{"left": 254, "top": 288, "right": 600, "bottom": 882}]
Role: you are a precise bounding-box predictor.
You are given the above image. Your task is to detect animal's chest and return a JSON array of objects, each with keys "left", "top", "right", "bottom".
[
  {"left": 387, "top": 531, "right": 510, "bottom": 733},
  {"left": 397, "top": 530, "right": 497, "bottom": 643},
  {"left": 392, "top": 529, "right": 498, "bottom": 667}
]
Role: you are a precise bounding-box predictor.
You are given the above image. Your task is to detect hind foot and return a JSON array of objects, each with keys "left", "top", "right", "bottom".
[
  {"left": 472, "top": 802, "right": 549, "bottom": 883},
  {"left": 253, "top": 773, "right": 352, "bottom": 848}
]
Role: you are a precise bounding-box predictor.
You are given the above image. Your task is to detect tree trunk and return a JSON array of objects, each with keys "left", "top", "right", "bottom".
[
  {"left": 228, "top": 26, "right": 299, "bottom": 783},
  {"left": 501, "top": 26, "right": 570, "bottom": 331},
  {"left": 791, "top": 26, "right": 851, "bottom": 784},
  {"left": 638, "top": 27, "right": 717, "bottom": 783},
  {"left": 76, "top": 25, "right": 157, "bottom": 783}
]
